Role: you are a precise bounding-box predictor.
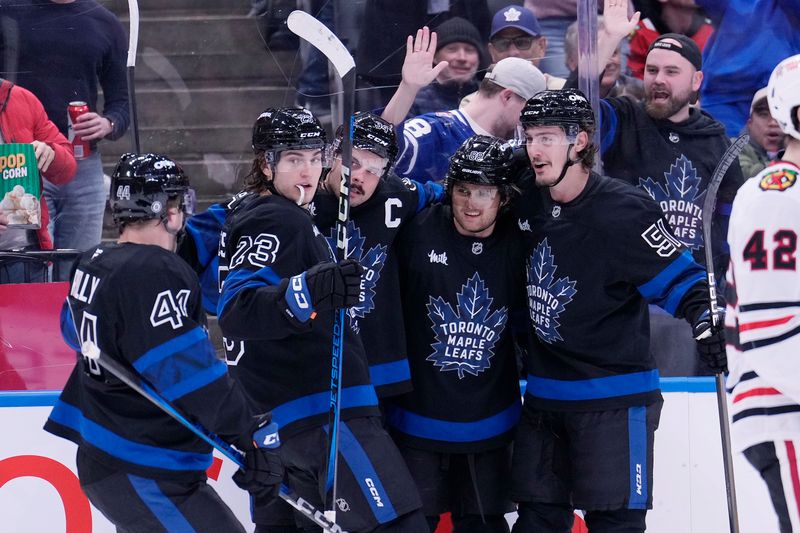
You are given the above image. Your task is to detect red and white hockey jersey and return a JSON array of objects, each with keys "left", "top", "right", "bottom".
[{"left": 726, "top": 160, "right": 800, "bottom": 452}]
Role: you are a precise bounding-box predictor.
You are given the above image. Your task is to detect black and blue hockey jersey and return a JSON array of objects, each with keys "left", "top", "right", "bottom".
[
  {"left": 310, "top": 176, "right": 444, "bottom": 397},
  {"left": 386, "top": 204, "right": 526, "bottom": 453},
  {"left": 44, "top": 243, "right": 255, "bottom": 480},
  {"left": 516, "top": 173, "right": 710, "bottom": 412},
  {"left": 218, "top": 193, "right": 380, "bottom": 438}
]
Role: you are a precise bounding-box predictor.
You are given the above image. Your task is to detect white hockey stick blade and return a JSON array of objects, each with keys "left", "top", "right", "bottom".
[
  {"left": 286, "top": 10, "right": 355, "bottom": 79},
  {"left": 127, "top": 0, "right": 140, "bottom": 68}
]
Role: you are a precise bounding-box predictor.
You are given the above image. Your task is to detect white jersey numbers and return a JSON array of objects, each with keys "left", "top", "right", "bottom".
[
  {"left": 230, "top": 233, "right": 281, "bottom": 269},
  {"left": 150, "top": 289, "right": 191, "bottom": 329}
]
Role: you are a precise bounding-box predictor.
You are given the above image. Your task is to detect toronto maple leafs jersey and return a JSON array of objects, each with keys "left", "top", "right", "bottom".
[
  {"left": 599, "top": 97, "right": 744, "bottom": 280},
  {"left": 310, "top": 176, "right": 444, "bottom": 398},
  {"left": 217, "top": 193, "right": 379, "bottom": 437},
  {"left": 44, "top": 243, "right": 254, "bottom": 481},
  {"left": 394, "top": 109, "right": 478, "bottom": 183},
  {"left": 724, "top": 161, "right": 800, "bottom": 452},
  {"left": 386, "top": 204, "right": 526, "bottom": 453},
  {"left": 518, "top": 173, "right": 710, "bottom": 412}
]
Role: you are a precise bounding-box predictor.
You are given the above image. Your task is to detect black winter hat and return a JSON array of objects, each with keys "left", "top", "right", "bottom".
[{"left": 434, "top": 17, "right": 484, "bottom": 55}]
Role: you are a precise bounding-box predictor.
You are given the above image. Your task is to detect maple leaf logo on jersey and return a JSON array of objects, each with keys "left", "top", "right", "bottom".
[
  {"left": 638, "top": 155, "right": 705, "bottom": 250},
  {"left": 426, "top": 273, "right": 507, "bottom": 379},
  {"left": 326, "top": 221, "right": 387, "bottom": 333},
  {"left": 527, "top": 238, "right": 576, "bottom": 344}
]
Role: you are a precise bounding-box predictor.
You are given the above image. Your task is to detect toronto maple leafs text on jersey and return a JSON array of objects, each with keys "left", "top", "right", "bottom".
[
  {"left": 599, "top": 96, "right": 744, "bottom": 280},
  {"left": 45, "top": 243, "right": 255, "bottom": 481},
  {"left": 519, "top": 173, "right": 710, "bottom": 412},
  {"left": 725, "top": 161, "right": 800, "bottom": 452},
  {"left": 217, "top": 193, "right": 379, "bottom": 437},
  {"left": 386, "top": 204, "right": 526, "bottom": 453},
  {"left": 311, "top": 176, "right": 444, "bottom": 398}
]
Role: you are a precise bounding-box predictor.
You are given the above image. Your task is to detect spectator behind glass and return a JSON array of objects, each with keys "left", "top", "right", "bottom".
[
  {"left": 0, "top": 78, "right": 76, "bottom": 282},
  {"left": 565, "top": 18, "right": 643, "bottom": 100},
  {"left": 405, "top": 17, "right": 486, "bottom": 119},
  {"left": 0, "top": 0, "right": 130, "bottom": 265},
  {"left": 696, "top": 0, "right": 800, "bottom": 137},
  {"left": 354, "top": 0, "right": 490, "bottom": 112},
  {"left": 522, "top": 0, "right": 576, "bottom": 78},
  {"left": 627, "top": 0, "right": 714, "bottom": 80},
  {"left": 488, "top": 5, "right": 565, "bottom": 90},
  {"left": 739, "top": 87, "right": 786, "bottom": 179}
]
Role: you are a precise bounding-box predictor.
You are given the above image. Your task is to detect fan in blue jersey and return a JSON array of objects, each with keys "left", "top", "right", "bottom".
[
  {"left": 510, "top": 89, "right": 726, "bottom": 533},
  {"left": 217, "top": 108, "right": 426, "bottom": 532},
  {"left": 726, "top": 55, "right": 800, "bottom": 533},
  {"left": 44, "top": 153, "right": 283, "bottom": 533},
  {"left": 387, "top": 135, "right": 529, "bottom": 532},
  {"left": 311, "top": 112, "right": 445, "bottom": 399},
  {"left": 380, "top": 27, "right": 546, "bottom": 183}
]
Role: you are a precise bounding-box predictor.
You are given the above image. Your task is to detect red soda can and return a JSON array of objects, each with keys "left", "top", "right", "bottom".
[{"left": 67, "top": 101, "right": 91, "bottom": 160}]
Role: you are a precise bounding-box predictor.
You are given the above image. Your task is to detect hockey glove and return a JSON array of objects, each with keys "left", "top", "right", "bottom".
[
  {"left": 284, "top": 259, "right": 363, "bottom": 322},
  {"left": 233, "top": 414, "right": 284, "bottom": 500},
  {"left": 692, "top": 310, "right": 728, "bottom": 373}
]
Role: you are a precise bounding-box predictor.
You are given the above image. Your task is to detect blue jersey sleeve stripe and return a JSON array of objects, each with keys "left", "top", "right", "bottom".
[
  {"left": 599, "top": 99, "right": 617, "bottom": 153},
  {"left": 133, "top": 327, "right": 209, "bottom": 373},
  {"left": 525, "top": 370, "right": 660, "bottom": 401},
  {"left": 200, "top": 256, "right": 220, "bottom": 315},
  {"left": 385, "top": 401, "right": 521, "bottom": 442},
  {"left": 60, "top": 301, "right": 80, "bottom": 351},
  {"left": 334, "top": 422, "right": 398, "bottom": 523},
  {"left": 637, "top": 251, "right": 696, "bottom": 301},
  {"left": 160, "top": 360, "right": 229, "bottom": 402},
  {"left": 48, "top": 400, "right": 211, "bottom": 471},
  {"left": 662, "top": 270, "right": 706, "bottom": 316},
  {"left": 127, "top": 475, "right": 197, "bottom": 532},
  {"left": 369, "top": 359, "right": 411, "bottom": 387},
  {"left": 627, "top": 406, "right": 649, "bottom": 509},
  {"left": 271, "top": 385, "right": 378, "bottom": 428},
  {"left": 217, "top": 265, "right": 282, "bottom": 316}
]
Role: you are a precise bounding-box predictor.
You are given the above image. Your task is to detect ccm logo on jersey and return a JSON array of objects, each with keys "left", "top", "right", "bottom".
[
  {"left": 364, "top": 478, "right": 385, "bottom": 508},
  {"left": 150, "top": 289, "right": 191, "bottom": 329},
  {"left": 641, "top": 219, "right": 681, "bottom": 258},
  {"left": 759, "top": 168, "right": 797, "bottom": 191}
]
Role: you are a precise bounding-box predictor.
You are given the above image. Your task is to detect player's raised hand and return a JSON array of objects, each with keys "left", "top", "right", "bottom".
[
  {"left": 603, "top": 0, "right": 640, "bottom": 39},
  {"left": 402, "top": 26, "right": 448, "bottom": 91}
]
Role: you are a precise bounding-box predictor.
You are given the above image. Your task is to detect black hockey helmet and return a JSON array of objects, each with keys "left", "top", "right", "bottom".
[
  {"left": 520, "top": 89, "right": 595, "bottom": 135},
  {"left": 333, "top": 112, "right": 398, "bottom": 162},
  {"left": 445, "top": 135, "right": 521, "bottom": 187},
  {"left": 251, "top": 107, "right": 327, "bottom": 162},
  {"left": 110, "top": 153, "right": 190, "bottom": 224}
]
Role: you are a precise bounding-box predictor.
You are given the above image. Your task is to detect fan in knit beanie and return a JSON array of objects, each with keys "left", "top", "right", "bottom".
[{"left": 434, "top": 17, "right": 488, "bottom": 67}]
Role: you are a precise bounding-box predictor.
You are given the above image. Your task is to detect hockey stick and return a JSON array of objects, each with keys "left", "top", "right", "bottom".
[
  {"left": 127, "top": 0, "right": 141, "bottom": 153},
  {"left": 287, "top": 10, "right": 355, "bottom": 524},
  {"left": 66, "top": 303, "right": 346, "bottom": 533},
  {"left": 701, "top": 132, "right": 748, "bottom": 533}
]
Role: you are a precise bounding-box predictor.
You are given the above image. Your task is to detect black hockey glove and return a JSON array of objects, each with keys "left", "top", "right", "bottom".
[
  {"left": 692, "top": 311, "right": 728, "bottom": 373},
  {"left": 233, "top": 414, "right": 284, "bottom": 500},
  {"left": 282, "top": 260, "right": 363, "bottom": 323}
]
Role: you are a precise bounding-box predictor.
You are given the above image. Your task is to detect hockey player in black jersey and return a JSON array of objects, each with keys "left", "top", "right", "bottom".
[
  {"left": 311, "top": 112, "right": 444, "bottom": 399},
  {"left": 44, "top": 153, "right": 284, "bottom": 532},
  {"left": 510, "top": 90, "right": 727, "bottom": 533},
  {"left": 217, "top": 108, "right": 425, "bottom": 532},
  {"left": 386, "top": 135, "right": 527, "bottom": 533}
]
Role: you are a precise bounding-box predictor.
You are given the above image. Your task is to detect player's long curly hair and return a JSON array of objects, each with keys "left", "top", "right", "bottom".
[{"left": 242, "top": 151, "right": 272, "bottom": 195}]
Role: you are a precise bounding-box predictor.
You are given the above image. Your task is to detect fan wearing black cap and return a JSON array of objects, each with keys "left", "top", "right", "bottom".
[
  {"left": 386, "top": 135, "right": 528, "bottom": 533},
  {"left": 512, "top": 88, "right": 725, "bottom": 533}
]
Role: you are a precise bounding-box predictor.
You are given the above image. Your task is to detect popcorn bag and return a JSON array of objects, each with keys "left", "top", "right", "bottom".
[{"left": 0, "top": 143, "right": 41, "bottom": 229}]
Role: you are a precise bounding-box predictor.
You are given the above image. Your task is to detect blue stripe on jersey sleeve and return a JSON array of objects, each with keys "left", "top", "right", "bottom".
[
  {"left": 385, "top": 401, "right": 521, "bottom": 442},
  {"left": 525, "top": 370, "right": 659, "bottom": 401},
  {"left": 199, "top": 255, "right": 220, "bottom": 315},
  {"left": 599, "top": 99, "right": 617, "bottom": 154},
  {"left": 133, "top": 327, "right": 226, "bottom": 402},
  {"left": 60, "top": 301, "right": 80, "bottom": 351},
  {"left": 637, "top": 250, "right": 706, "bottom": 315},
  {"left": 184, "top": 204, "right": 226, "bottom": 267},
  {"left": 415, "top": 180, "right": 445, "bottom": 213},
  {"left": 217, "top": 265, "right": 282, "bottom": 316},
  {"left": 48, "top": 400, "right": 212, "bottom": 471},
  {"left": 369, "top": 359, "right": 411, "bottom": 388}
]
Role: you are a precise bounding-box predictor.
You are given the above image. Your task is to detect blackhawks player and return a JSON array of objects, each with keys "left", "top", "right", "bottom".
[
  {"left": 217, "top": 108, "right": 425, "bottom": 532},
  {"left": 386, "top": 135, "right": 527, "bottom": 532},
  {"left": 511, "top": 90, "right": 726, "bottom": 533},
  {"left": 311, "top": 112, "right": 444, "bottom": 398},
  {"left": 725, "top": 54, "right": 800, "bottom": 533},
  {"left": 44, "top": 153, "right": 283, "bottom": 532}
]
